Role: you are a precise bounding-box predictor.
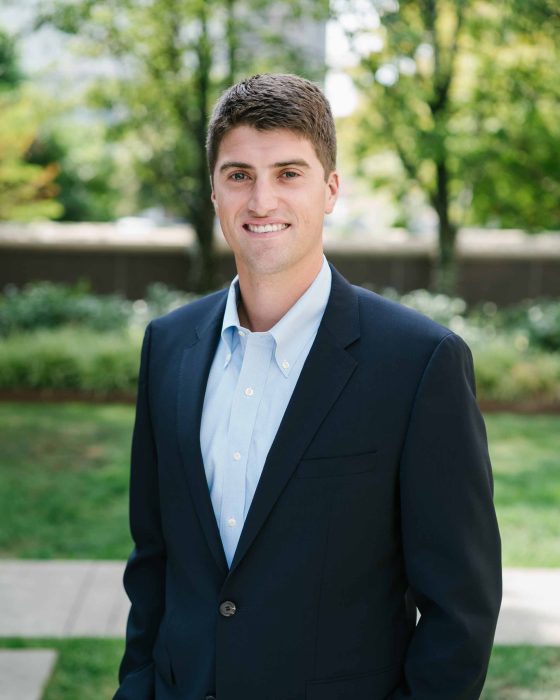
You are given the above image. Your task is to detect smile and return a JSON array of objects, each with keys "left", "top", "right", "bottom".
[{"left": 244, "top": 223, "right": 290, "bottom": 233}]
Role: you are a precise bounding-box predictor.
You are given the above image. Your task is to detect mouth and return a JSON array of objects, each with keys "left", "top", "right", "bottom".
[{"left": 243, "top": 223, "right": 290, "bottom": 234}]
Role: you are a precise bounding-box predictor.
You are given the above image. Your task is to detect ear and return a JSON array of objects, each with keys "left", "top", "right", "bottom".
[
  {"left": 324, "top": 171, "right": 339, "bottom": 215},
  {"left": 210, "top": 178, "right": 218, "bottom": 211}
]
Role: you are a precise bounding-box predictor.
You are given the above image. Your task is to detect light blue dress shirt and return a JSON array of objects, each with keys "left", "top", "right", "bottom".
[{"left": 200, "top": 256, "right": 332, "bottom": 566}]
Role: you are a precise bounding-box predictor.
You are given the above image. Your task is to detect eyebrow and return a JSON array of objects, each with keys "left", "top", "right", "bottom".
[{"left": 219, "top": 159, "right": 311, "bottom": 173}]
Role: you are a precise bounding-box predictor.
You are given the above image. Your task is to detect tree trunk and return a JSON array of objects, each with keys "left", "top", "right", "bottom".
[
  {"left": 189, "top": 3, "right": 217, "bottom": 293},
  {"left": 190, "top": 197, "right": 217, "bottom": 293},
  {"left": 433, "top": 159, "right": 458, "bottom": 295},
  {"left": 225, "top": 0, "right": 237, "bottom": 87}
]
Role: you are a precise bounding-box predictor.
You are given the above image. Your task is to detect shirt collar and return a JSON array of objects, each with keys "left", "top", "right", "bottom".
[
  {"left": 220, "top": 255, "right": 332, "bottom": 376},
  {"left": 220, "top": 280, "right": 243, "bottom": 366}
]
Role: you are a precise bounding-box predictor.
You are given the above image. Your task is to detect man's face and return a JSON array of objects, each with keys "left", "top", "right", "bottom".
[{"left": 211, "top": 125, "right": 339, "bottom": 280}]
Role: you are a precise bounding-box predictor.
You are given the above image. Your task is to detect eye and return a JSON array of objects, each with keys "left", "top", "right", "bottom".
[
  {"left": 229, "top": 171, "right": 248, "bottom": 182},
  {"left": 281, "top": 170, "right": 299, "bottom": 180}
]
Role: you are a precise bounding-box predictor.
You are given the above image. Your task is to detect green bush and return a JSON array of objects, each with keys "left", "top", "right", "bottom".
[
  {"left": 0, "top": 282, "right": 558, "bottom": 404},
  {"left": 383, "top": 286, "right": 560, "bottom": 355},
  {"left": 0, "top": 328, "right": 142, "bottom": 393},
  {"left": 0, "top": 281, "right": 197, "bottom": 337},
  {"left": 471, "top": 336, "right": 560, "bottom": 403},
  {"left": 0, "top": 282, "right": 131, "bottom": 336},
  {"left": 383, "top": 287, "right": 468, "bottom": 327},
  {"left": 492, "top": 300, "right": 560, "bottom": 352}
]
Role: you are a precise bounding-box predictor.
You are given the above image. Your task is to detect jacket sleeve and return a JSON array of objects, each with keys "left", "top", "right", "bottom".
[
  {"left": 114, "top": 323, "right": 166, "bottom": 700},
  {"left": 390, "top": 332, "right": 502, "bottom": 699}
]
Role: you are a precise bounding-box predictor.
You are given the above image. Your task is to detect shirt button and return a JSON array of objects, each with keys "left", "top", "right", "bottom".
[
  {"left": 282, "top": 360, "right": 290, "bottom": 370},
  {"left": 219, "top": 600, "right": 237, "bottom": 617},
  {"left": 225, "top": 353, "right": 231, "bottom": 362},
  {"left": 238, "top": 329, "right": 245, "bottom": 337},
  {"left": 244, "top": 387, "right": 254, "bottom": 396},
  {"left": 233, "top": 451, "right": 241, "bottom": 461},
  {"left": 227, "top": 517, "right": 237, "bottom": 527}
]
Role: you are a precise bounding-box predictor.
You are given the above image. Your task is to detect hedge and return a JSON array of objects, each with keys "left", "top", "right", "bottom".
[
  {"left": 1, "top": 282, "right": 559, "bottom": 405},
  {"left": 0, "top": 328, "right": 141, "bottom": 394}
]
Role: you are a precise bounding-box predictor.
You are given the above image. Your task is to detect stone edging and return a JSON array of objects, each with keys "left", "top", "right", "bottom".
[{"left": 0, "top": 390, "right": 559, "bottom": 414}]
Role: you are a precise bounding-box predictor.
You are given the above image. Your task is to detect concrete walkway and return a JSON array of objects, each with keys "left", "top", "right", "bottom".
[
  {"left": 0, "top": 650, "right": 57, "bottom": 700},
  {"left": 0, "top": 560, "right": 129, "bottom": 638},
  {"left": 0, "top": 561, "right": 559, "bottom": 644},
  {"left": 1, "top": 562, "right": 559, "bottom": 699}
]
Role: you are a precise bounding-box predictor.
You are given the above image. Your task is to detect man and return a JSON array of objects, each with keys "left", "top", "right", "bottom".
[{"left": 114, "top": 73, "right": 501, "bottom": 700}]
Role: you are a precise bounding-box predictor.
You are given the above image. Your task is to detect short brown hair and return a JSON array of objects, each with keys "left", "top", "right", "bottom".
[{"left": 207, "top": 73, "right": 337, "bottom": 182}]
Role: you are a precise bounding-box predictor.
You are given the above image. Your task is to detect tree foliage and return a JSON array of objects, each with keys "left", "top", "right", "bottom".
[
  {"left": 460, "top": 7, "right": 560, "bottom": 231},
  {"left": 0, "top": 29, "right": 62, "bottom": 221},
  {"left": 0, "top": 29, "right": 22, "bottom": 89},
  {"left": 26, "top": 123, "right": 123, "bottom": 222},
  {"left": 36, "top": 0, "right": 329, "bottom": 290},
  {"left": 337, "top": 0, "right": 560, "bottom": 292}
]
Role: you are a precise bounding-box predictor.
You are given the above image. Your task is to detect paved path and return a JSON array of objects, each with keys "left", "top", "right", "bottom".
[
  {"left": 0, "top": 650, "right": 57, "bottom": 700},
  {"left": 496, "top": 567, "right": 560, "bottom": 645},
  {"left": 1, "top": 562, "right": 559, "bottom": 699},
  {"left": 0, "top": 561, "right": 128, "bottom": 638},
  {"left": 0, "top": 561, "right": 559, "bottom": 644}
]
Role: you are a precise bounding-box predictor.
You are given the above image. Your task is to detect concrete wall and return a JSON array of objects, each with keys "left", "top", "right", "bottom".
[{"left": 1, "top": 223, "right": 559, "bottom": 304}]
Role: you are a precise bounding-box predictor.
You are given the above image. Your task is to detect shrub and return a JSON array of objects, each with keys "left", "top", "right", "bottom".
[
  {"left": 383, "top": 287, "right": 468, "bottom": 327},
  {"left": 0, "top": 281, "right": 198, "bottom": 337},
  {"left": 0, "top": 282, "right": 131, "bottom": 336},
  {"left": 494, "top": 300, "right": 560, "bottom": 353},
  {"left": 0, "top": 328, "right": 142, "bottom": 393},
  {"left": 0, "top": 282, "right": 558, "bottom": 404},
  {"left": 471, "top": 336, "right": 560, "bottom": 403}
]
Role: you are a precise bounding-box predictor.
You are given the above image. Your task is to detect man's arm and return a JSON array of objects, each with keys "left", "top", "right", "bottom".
[
  {"left": 114, "top": 323, "right": 166, "bottom": 700},
  {"left": 392, "top": 332, "right": 502, "bottom": 699}
]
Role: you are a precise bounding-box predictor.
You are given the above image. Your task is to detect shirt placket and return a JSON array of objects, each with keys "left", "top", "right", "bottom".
[{"left": 220, "top": 331, "right": 273, "bottom": 562}]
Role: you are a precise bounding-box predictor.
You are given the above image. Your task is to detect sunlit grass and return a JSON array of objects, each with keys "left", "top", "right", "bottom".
[
  {"left": 0, "top": 638, "right": 123, "bottom": 700},
  {"left": 0, "top": 404, "right": 559, "bottom": 565},
  {"left": 486, "top": 414, "right": 560, "bottom": 566},
  {"left": 0, "top": 403, "right": 133, "bottom": 559},
  {"left": 0, "top": 640, "right": 559, "bottom": 700}
]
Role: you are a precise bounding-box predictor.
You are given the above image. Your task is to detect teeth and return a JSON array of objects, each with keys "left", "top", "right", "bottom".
[{"left": 246, "top": 223, "right": 289, "bottom": 233}]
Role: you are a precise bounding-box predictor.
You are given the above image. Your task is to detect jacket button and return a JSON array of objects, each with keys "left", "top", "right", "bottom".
[{"left": 219, "top": 600, "right": 237, "bottom": 617}]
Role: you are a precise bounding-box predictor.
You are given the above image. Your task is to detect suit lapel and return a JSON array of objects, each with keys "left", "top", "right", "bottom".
[
  {"left": 228, "top": 266, "right": 361, "bottom": 575},
  {"left": 176, "top": 292, "right": 229, "bottom": 575}
]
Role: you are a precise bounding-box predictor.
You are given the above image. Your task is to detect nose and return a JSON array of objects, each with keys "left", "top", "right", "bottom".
[{"left": 247, "top": 179, "right": 278, "bottom": 216}]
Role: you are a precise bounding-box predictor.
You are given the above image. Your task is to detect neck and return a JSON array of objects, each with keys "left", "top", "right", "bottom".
[{"left": 236, "top": 256, "right": 324, "bottom": 332}]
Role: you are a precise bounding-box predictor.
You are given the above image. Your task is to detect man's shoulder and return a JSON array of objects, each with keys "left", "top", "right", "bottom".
[{"left": 352, "top": 283, "right": 453, "bottom": 346}]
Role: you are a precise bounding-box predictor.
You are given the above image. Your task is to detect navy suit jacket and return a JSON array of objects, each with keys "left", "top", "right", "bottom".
[{"left": 115, "top": 264, "right": 502, "bottom": 700}]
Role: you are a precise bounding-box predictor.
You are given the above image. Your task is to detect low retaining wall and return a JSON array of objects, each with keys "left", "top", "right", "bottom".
[{"left": 1, "top": 223, "right": 559, "bottom": 304}]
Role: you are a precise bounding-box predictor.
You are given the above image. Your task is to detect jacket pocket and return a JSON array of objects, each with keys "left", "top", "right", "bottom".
[
  {"left": 296, "top": 450, "right": 377, "bottom": 478},
  {"left": 152, "top": 631, "right": 175, "bottom": 688},
  {"left": 306, "top": 664, "right": 400, "bottom": 700}
]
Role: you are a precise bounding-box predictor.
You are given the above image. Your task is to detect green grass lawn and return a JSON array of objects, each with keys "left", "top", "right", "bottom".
[
  {"left": 0, "top": 403, "right": 559, "bottom": 565},
  {"left": 0, "top": 403, "right": 133, "bottom": 559},
  {"left": 0, "top": 639, "right": 559, "bottom": 700},
  {"left": 0, "top": 638, "right": 123, "bottom": 700},
  {"left": 485, "top": 413, "right": 560, "bottom": 567}
]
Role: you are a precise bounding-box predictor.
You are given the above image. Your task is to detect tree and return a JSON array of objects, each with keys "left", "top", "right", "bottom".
[
  {"left": 0, "top": 29, "right": 62, "bottom": 221},
  {"left": 0, "top": 29, "right": 22, "bottom": 88},
  {"left": 336, "top": 0, "right": 560, "bottom": 293},
  {"left": 26, "top": 122, "right": 123, "bottom": 222},
  {"left": 37, "top": 0, "right": 329, "bottom": 290},
  {"left": 460, "top": 4, "right": 560, "bottom": 231}
]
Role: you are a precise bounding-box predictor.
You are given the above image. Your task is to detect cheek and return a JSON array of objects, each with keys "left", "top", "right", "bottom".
[{"left": 214, "top": 193, "right": 236, "bottom": 218}]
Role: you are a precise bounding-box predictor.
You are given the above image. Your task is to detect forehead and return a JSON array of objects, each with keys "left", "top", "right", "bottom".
[{"left": 215, "top": 125, "right": 319, "bottom": 166}]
